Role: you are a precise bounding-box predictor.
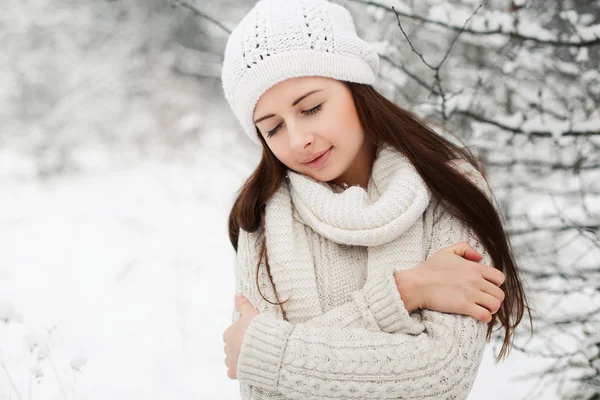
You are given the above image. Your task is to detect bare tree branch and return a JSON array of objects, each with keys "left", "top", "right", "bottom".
[
  {"left": 172, "top": 0, "right": 232, "bottom": 34},
  {"left": 455, "top": 109, "right": 600, "bottom": 138},
  {"left": 348, "top": 0, "right": 600, "bottom": 47}
]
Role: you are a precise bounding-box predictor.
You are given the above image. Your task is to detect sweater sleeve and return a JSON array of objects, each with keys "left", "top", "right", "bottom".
[
  {"left": 232, "top": 228, "right": 424, "bottom": 334},
  {"left": 236, "top": 165, "right": 494, "bottom": 399},
  {"left": 232, "top": 227, "right": 424, "bottom": 400}
]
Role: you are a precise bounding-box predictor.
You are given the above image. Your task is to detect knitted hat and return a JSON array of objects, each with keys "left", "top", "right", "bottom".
[{"left": 221, "top": 0, "right": 380, "bottom": 145}]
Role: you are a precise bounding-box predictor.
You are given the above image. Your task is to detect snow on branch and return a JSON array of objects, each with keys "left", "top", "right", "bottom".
[{"left": 349, "top": 0, "right": 600, "bottom": 47}]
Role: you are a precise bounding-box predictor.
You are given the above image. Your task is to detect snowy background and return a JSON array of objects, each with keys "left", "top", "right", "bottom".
[{"left": 1, "top": 0, "right": 599, "bottom": 399}]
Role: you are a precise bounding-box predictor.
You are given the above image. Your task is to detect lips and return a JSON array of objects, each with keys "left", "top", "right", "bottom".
[
  {"left": 303, "top": 146, "right": 332, "bottom": 164},
  {"left": 303, "top": 146, "right": 332, "bottom": 169}
]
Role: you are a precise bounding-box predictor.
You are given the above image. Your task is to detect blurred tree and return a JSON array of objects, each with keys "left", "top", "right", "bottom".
[{"left": 0, "top": 0, "right": 240, "bottom": 178}]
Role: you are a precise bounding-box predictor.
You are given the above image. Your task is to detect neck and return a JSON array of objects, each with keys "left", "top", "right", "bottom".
[{"left": 328, "top": 140, "right": 377, "bottom": 190}]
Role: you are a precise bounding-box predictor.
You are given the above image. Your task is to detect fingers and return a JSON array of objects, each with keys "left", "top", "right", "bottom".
[
  {"left": 480, "top": 280, "right": 506, "bottom": 303},
  {"left": 474, "top": 264, "right": 506, "bottom": 287},
  {"left": 463, "top": 247, "right": 483, "bottom": 262},
  {"left": 227, "top": 368, "right": 236, "bottom": 380},
  {"left": 475, "top": 291, "right": 502, "bottom": 315},
  {"left": 235, "top": 294, "right": 256, "bottom": 315},
  {"left": 468, "top": 303, "right": 492, "bottom": 323},
  {"left": 224, "top": 344, "right": 232, "bottom": 377},
  {"left": 447, "top": 242, "right": 506, "bottom": 287},
  {"left": 446, "top": 241, "right": 482, "bottom": 262}
]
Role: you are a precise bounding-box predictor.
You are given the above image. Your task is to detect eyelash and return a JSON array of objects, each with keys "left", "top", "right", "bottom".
[{"left": 267, "top": 104, "right": 323, "bottom": 138}]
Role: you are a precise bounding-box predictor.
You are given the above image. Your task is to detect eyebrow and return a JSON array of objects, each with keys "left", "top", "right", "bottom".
[{"left": 253, "top": 89, "right": 323, "bottom": 124}]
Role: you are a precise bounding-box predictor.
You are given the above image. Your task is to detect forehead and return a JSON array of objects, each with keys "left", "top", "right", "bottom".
[{"left": 254, "top": 76, "right": 337, "bottom": 112}]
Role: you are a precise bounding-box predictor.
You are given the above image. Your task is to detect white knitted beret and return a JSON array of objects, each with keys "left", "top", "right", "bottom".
[{"left": 221, "top": 0, "right": 380, "bottom": 145}]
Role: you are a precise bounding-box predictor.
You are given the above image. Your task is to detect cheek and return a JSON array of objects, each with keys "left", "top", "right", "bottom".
[
  {"left": 321, "top": 108, "right": 351, "bottom": 136},
  {"left": 344, "top": 105, "right": 362, "bottom": 131},
  {"left": 273, "top": 148, "right": 297, "bottom": 169},
  {"left": 327, "top": 108, "right": 362, "bottom": 143}
]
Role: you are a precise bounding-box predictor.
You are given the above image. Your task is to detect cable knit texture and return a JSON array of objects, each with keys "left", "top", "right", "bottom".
[
  {"left": 221, "top": 0, "right": 380, "bottom": 145},
  {"left": 231, "top": 144, "right": 495, "bottom": 399}
]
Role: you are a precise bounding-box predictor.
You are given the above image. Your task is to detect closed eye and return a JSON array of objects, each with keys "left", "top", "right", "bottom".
[
  {"left": 267, "top": 104, "right": 323, "bottom": 138},
  {"left": 302, "top": 103, "right": 322, "bottom": 116}
]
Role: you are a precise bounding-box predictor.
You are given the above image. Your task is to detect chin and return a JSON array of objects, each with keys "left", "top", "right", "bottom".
[{"left": 308, "top": 167, "right": 343, "bottom": 183}]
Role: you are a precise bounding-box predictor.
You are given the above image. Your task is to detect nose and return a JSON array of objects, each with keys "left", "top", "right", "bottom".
[{"left": 288, "top": 121, "right": 314, "bottom": 152}]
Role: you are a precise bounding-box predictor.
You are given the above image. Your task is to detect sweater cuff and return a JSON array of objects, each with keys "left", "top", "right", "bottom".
[
  {"left": 236, "top": 313, "right": 293, "bottom": 391},
  {"left": 360, "top": 272, "right": 426, "bottom": 334}
]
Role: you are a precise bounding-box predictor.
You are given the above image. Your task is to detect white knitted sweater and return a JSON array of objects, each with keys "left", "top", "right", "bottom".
[{"left": 232, "top": 144, "right": 494, "bottom": 399}]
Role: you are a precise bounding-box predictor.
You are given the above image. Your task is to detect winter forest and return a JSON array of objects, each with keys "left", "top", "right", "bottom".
[{"left": 1, "top": 0, "right": 599, "bottom": 399}]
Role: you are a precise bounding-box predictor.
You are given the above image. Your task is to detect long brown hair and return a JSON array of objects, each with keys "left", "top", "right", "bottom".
[{"left": 227, "top": 81, "right": 532, "bottom": 362}]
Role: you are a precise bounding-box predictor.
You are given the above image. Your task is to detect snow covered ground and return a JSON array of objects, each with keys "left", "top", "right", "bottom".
[{"left": 0, "top": 127, "right": 560, "bottom": 399}]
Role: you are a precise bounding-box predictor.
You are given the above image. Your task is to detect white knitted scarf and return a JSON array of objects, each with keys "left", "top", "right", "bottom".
[{"left": 264, "top": 143, "right": 432, "bottom": 323}]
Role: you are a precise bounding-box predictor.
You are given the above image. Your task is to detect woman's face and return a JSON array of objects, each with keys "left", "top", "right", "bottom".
[{"left": 253, "top": 76, "right": 369, "bottom": 185}]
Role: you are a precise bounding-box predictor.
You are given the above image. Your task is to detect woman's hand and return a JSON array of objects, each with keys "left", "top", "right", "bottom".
[
  {"left": 394, "top": 242, "right": 505, "bottom": 323},
  {"left": 222, "top": 294, "right": 259, "bottom": 379}
]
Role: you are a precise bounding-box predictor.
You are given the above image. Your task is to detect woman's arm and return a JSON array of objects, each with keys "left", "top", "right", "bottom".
[
  {"left": 233, "top": 162, "right": 494, "bottom": 333},
  {"left": 232, "top": 224, "right": 427, "bottom": 400},
  {"left": 233, "top": 225, "right": 425, "bottom": 334},
  {"left": 234, "top": 165, "right": 494, "bottom": 399}
]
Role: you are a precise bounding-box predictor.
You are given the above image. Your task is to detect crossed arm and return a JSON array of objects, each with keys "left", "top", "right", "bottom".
[{"left": 231, "top": 168, "right": 493, "bottom": 399}]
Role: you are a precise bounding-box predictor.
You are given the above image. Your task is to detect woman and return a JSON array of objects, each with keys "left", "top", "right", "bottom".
[{"left": 220, "top": 0, "right": 532, "bottom": 398}]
